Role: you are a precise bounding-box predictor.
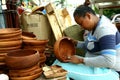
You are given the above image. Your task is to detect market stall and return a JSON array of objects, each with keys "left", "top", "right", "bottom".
[{"left": 0, "top": 0, "right": 120, "bottom": 80}]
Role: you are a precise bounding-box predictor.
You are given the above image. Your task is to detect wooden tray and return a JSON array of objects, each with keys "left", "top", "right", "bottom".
[{"left": 43, "top": 65, "right": 67, "bottom": 78}]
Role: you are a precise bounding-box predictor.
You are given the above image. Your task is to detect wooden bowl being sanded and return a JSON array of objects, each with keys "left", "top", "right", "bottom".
[{"left": 54, "top": 37, "right": 76, "bottom": 62}]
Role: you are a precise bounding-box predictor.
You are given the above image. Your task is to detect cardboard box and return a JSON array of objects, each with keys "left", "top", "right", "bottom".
[{"left": 21, "top": 12, "right": 52, "bottom": 40}]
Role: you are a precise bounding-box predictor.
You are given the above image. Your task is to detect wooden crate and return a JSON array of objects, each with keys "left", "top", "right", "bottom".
[
  {"left": 45, "top": 3, "right": 72, "bottom": 40},
  {"left": 45, "top": 3, "right": 63, "bottom": 40}
]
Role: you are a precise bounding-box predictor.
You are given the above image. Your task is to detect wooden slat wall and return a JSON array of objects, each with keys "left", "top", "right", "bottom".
[
  {"left": 45, "top": 3, "right": 72, "bottom": 40},
  {"left": 45, "top": 3, "right": 63, "bottom": 40},
  {"left": 90, "top": 0, "right": 120, "bottom": 3},
  {"left": 90, "top": 0, "right": 120, "bottom": 9}
]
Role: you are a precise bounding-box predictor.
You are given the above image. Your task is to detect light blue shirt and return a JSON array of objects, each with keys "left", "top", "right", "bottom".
[{"left": 77, "top": 15, "right": 120, "bottom": 71}]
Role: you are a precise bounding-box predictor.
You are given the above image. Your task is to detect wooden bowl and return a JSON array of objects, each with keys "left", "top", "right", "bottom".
[
  {"left": 40, "top": 53, "right": 46, "bottom": 61},
  {"left": 0, "top": 31, "right": 22, "bottom": 39},
  {"left": 54, "top": 37, "right": 76, "bottom": 62},
  {"left": 0, "top": 35, "right": 21, "bottom": 41},
  {"left": 39, "top": 53, "right": 46, "bottom": 62},
  {"left": 0, "top": 40, "right": 22, "bottom": 48},
  {"left": 22, "top": 31, "right": 37, "bottom": 40},
  {"left": 22, "top": 36, "right": 36, "bottom": 40},
  {"left": 0, "top": 49, "right": 21, "bottom": 53},
  {"left": 0, "top": 46, "right": 21, "bottom": 53},
  {"left": 0, "top": 53, "right": 7, "bottom": 57},
  {"left": 23, "top": 39, "right": 49, "bottom": 46},
  {"left": 9, "top": 64, "right": 39, "bottom": 73},
  {"left": 0, "top": 56, "right": 5, "bottom": 62},
  {"left": 5, "top": 49, "right": 40, "bottom": 70},
  {"left": 23, "top": 45, "right": 46, "bottom": 53},
  {"left": 0, "top": 28, "right": 21, "bottom": 35},
  {"left": 10, "top": 71, "right": 42, "bottom": 80},
  {"left": 9, "top": 66, "right": 42, "bottom": 77},
  {"left": 0, "top": 62, "right": 6, "bottom": 66},
  {"left": 39, "top": 53, "right": 46, "bottom": 67},
  {"left": 0, "top": 45, "right": 21, "bottom": 51}
]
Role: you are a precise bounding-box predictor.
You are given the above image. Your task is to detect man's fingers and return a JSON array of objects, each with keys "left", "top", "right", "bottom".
[{"left": 64, "top": 59, "right": 71, "bottom": 62}]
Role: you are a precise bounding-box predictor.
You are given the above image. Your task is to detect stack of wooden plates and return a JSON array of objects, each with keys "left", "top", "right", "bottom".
[
  {"left": 0, "top": 28, "right": 22, "bottom": 53},
  {"left": 0, "top": 28, "right": 22, "bottom": 73},
  {"left": 9, "top": 64, "right": 42, "bottom": 80}
]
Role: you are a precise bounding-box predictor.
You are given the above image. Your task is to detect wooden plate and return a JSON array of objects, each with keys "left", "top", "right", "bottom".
[
  {"left": 22, "top": 31, "right": 36, "bottom": 40},
  {"left": 0, "top": 28, "right": 21, "bottom": 35},
  {"left": 0, "top": 46, "right": 21, "bottom": 53},
  {"left": 0, "top": 40, "right": 22, "bottom": 48},
  {"left": 9, "top": 64, "right": 39, "bottom": 73},
  {"left": 54, "top": 37, "right": 76, "bottom": 62},
  {"left": 0, "top": 56, "right": 5, "bottom": 62},
  {"left": 23, "top": 45, "right": 46, "bottom": 53},
  {"left": 0, "top": 35, "right": 21, "bottom": 41},
  {"left": 9, "top": 67, "right": 42, "bottom": 77},
  {"left": 0, "top": 45, "right": 21, "bottom": 51},
  {"left": 10, "top": 71, "right": 42, "bottom": 80},
  {"left": 0, "top": 62, "right": 6, "bottom": 66},
  {"left": 0, "top": 30, "right": 21, "bottom": 39},
  {"left": 23, "top": 39, "right": 49, "bottom": 46},
  {"left": 0, "top": 53, "right": 7, "bottom": 57}
]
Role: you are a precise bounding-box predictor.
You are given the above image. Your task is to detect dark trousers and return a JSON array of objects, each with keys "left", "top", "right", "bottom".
[{"left": 117, "top": 71, "right": 120, "bottom": 77}]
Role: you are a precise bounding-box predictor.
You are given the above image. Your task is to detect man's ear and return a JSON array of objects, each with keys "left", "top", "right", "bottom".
[{"left": 85, "top": 12, "right": 91, "bottom": 19}]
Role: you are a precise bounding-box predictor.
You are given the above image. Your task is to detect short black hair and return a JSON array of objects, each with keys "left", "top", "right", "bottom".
[{"left": 73, "top": 5, "right": 96, "bottom": 18}]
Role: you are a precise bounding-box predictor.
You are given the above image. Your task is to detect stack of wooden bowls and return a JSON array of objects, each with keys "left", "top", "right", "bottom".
[
  {"left": 22, "top": 38, "right": 49, "bottom": 67},
  {"left": 0, "top": 28, "right": 22, "bottom": 73},
  {"left": 5, "top": 49, "right": 42, "bottom": 80}
]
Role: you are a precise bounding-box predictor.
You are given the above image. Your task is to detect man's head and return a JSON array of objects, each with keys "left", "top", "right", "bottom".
[{"left": 73, "top": 5, "right": 99, "bottom": 31}]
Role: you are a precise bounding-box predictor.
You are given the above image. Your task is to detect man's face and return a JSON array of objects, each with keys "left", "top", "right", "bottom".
[{"left": 74, "top": 13, "right": 94, "bottom": 31}]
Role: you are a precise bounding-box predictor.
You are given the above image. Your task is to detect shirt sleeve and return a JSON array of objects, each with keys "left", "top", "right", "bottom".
[
  {"left": 76, "top": 41, "right": 87, "bottom": 50},
  {"left": 84, "top": 54, "right": 116, "bottom": 68}
]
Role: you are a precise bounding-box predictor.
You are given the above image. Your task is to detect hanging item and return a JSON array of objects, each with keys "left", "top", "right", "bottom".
[
  {"left": 0, "top": 0, "right": 6, "bottom": 28},
  {"left": 5, "top": 0, "right": 20, "bottom": 28}
]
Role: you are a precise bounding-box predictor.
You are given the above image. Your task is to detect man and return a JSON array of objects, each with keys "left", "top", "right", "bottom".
[
  {"left": 53, "top": 5, "right": 120, "bottom": 80},
  {"left": 67, "top": 5, "right": 120, "bottom": 73}
]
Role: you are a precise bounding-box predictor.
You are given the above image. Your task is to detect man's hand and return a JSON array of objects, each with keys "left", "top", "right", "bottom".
[{"left": 65, "top": 55, "right": 84, "bottom": 64}]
